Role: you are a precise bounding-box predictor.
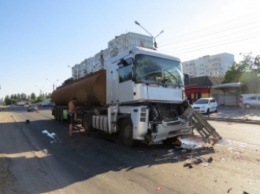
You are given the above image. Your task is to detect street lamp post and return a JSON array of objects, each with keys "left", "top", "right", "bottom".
[
  {"left": 46, "top": 78, "right": 59, "bottom": 91},
  {"left": 134, "top": 20, "right": 164, "bottom": 48},
  {"left": 34, "top": 85, "right": 44, "bottom": 96}
]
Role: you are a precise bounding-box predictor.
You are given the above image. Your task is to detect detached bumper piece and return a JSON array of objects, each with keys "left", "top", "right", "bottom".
[{"left": 182, "top": 107, "right": 222, "bottom": 145}]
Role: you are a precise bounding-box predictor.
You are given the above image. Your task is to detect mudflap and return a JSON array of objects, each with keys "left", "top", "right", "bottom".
[{"left": 182, "top": 107, "right": 222, "bottom": 145}]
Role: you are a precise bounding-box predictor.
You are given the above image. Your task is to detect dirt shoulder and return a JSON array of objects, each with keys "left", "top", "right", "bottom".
[{"left": 0, "top": 111, "right": 17, "bottom": 193}]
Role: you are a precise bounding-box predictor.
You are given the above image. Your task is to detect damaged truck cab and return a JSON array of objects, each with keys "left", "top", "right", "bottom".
[{"left": 104, "top": 47, "right": 192, "bottom": 145}]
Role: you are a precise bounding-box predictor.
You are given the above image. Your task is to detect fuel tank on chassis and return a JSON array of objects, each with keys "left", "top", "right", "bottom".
[{"left": 51, "top": 70, "right": 106, "bottom": 107}]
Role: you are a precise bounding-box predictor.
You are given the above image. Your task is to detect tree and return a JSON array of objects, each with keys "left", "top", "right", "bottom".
[
  {"left": 4, "top": 95, "right": 11, "bottom": 105},
  {"left": 30, "top": 93, "right": 36, "bottom": 100},
  {"left": 223, "top": 53, "right": 260, "bottom": 93},
  {"left": 254, "top": 55, "right": 260, "bottom": 69},
  {"left": 21, "top": 93, "right": 27, "bottom": 101}
]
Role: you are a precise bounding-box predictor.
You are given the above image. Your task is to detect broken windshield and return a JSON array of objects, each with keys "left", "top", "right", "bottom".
[{"left": 134, "top": 54, "right": 184, "bottom": 87}]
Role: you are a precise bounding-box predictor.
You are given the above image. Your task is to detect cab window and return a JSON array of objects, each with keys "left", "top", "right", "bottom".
[{"left": 118, "top": 58, "right": 133, "bottom": 83}]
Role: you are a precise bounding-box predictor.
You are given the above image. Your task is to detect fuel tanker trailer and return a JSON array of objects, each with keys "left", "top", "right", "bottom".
[
  {"left": 52, "top": 38, "right": 221, "bottom": 146},
  {"left": 52, "top": 70, "right": 106, "bottom": 108}
]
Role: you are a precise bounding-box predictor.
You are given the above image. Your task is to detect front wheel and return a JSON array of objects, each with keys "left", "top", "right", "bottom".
[
  {"left": 82, "top": 114, "right": 93, "bottom": 133},
  {"left": 119, "top": 118, "right": 135, "bottom": 147}
]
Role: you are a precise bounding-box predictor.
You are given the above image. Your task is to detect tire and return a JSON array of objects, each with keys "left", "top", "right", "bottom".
[
  {"left": 245, "top": 104, "right": 250, "bottom": 109},
  {"left": 60, "top": 108, "right": 64, "bottom": 122},
  {"left": 56, "top": 108, "right": 60, "bottom": 121},
  {"left": 119, "top": 118, "right": 135, "bottom": 147},
  {"left": 54, "top": 108, "right": 59, "bottom": 121},
  {"left": 82, "top": 114, "right": 93, "bottom": 133},
  {"left": 57, "top": 108, "right": 61, "bottom": 122}
]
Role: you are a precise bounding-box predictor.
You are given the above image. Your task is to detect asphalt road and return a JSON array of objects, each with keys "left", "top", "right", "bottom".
[{"left": 0, "top": 106, "right": 260, "bottom": 194}]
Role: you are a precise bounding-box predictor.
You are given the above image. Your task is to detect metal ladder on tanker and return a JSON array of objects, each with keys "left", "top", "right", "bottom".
[{"left": 182, "top": 107, "right": 222, "bottom": 145}]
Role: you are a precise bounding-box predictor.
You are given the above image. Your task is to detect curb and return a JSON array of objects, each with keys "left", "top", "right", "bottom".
[{"left": 205, "top": 117, "right": 260, "bottom": 125}]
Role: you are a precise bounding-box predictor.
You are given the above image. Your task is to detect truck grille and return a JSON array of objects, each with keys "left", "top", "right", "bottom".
[{"left": 157, "top": 104, "right": 178, "bottom": 120}]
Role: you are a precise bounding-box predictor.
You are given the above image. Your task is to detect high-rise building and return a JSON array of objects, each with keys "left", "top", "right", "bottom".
[{"left": 182, "top": 53, "right": 234, "bottom": 78}]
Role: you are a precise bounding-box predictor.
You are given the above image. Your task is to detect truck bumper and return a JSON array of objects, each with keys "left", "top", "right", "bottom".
[{"left": 149, "top": 120, "right": 193, "bottom": 144}]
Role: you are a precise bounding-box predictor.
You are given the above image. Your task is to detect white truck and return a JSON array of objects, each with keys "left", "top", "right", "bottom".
[{"left": 52, "top": 32, "right": 221, "bottom": 146}]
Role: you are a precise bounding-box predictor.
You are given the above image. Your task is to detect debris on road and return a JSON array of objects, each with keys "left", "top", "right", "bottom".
[
  {"left": 42, "top": 130, "right": 56, "bottom": 138},
  {"left": 156, "top": 186, "right": 161, "bottom": 192},
  {"left": 208, "top": 157, "right": 213, "bottom": 163},
  {"left": 42, "top": 130, "right": 61, "bottom": 143},
  {"left": 177, "top": 135, "right": 206, "bottom": 150},
  {"left": 183, "top": 156, "right": 214, "bottom": 169},
  {"left": 227, "top": 188, "right": 232, "bottom": 193}
]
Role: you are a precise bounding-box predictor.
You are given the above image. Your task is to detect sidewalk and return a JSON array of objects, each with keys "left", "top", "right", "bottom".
[{"left": 205, "top": 105, "right": 260, "bottom": 124}]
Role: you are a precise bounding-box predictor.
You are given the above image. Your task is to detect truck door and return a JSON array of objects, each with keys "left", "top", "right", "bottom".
[{"left": 118, "top": 58, "right": 134, "bottom": 103}]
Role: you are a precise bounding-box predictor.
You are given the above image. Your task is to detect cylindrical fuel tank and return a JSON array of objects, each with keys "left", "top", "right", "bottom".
[{"left": 51, "top": 70, "right": 106, "bottom": 107}]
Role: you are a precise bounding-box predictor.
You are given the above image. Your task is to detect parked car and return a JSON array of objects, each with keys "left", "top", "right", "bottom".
[
  {"left": 244, "top": 95, "right": 260, "bottom": 109},
  {"left": 27, "top": 105, "right": 38, "bottom": 112},
  {"left": 16, "top": 101, "right": 26, "bottom": 106},
  {"left": 39, "top": 100, "right": 53, "bottom": 107},
  {"left": 191, "top": 97, "right": 218, "bottom": 114}
]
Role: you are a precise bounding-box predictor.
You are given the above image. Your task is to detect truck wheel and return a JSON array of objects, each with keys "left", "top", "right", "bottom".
[
  {"left": 59, "top": 108, "right": 64, "bottom": 122},
  {"left": 54, "top": 112, "right": 58, "bottom": 120},
  {"left": 57, "top": 111, "right": 61, "bottom": 121},
  {"left": 82, "top": 114, "right": 93, "bottom": 133},
  {"left": 54, "top": 108, "right": 59, "bottom": 121},
  {"left": 120, "top": 118, "right": 135, "bottom": 147}
]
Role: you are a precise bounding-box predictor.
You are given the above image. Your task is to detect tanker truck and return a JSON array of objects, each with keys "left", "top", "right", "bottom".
[{"left": 52, "top": 46, "right": 221, "bottom": 146}]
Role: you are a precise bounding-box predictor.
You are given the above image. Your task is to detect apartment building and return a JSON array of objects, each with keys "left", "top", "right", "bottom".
[
  {"left": 70, "top": 32, "right": 153, "bottom": 80},
  {"left": 182, "top": 53, "right": 234, "bottom": 78}
]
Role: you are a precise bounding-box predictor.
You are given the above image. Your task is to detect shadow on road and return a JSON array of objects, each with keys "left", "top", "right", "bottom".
[{"left": 0, "top": 108, "right": 216, "bottom": 193}]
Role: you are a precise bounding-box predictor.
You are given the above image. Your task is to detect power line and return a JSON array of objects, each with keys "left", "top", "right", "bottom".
[
  {"left": 161, "top": 23, "right": 260, "bottom": 49},
  {"left": 160, "top": 31, "right": 260, "bottom": 54},
  {"left": 162, "top": 35, "right": 260, "bottom": 57},
  {"left": 160, "top": 12, "right": 260, "bottom": 46}
]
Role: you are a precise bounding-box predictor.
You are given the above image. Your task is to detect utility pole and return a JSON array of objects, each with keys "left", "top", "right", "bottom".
[{"left": 46, "top": 78, "right": 59, "bottom": 91}]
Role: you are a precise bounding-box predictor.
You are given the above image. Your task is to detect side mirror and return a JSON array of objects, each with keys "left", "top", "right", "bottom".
[{"left": 118, "top": 58, "right": 128, "bottom": 66}]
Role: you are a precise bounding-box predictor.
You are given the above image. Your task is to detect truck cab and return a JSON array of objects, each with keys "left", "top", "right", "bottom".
[
  {"left": 90, "top": 47, "right": 192, "bottom": 145},
  {"left": 107, "top": 47, "right": 185, "bottom": 105}
]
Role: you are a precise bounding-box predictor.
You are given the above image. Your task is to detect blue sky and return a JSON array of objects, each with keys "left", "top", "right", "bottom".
[{"left": 0, "top": 0, "right": 259, "bottom": 99}]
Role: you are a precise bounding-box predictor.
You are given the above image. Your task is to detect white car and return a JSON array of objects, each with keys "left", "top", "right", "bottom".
[
  {"left": 191, "top": 98, "right": 218, "bottom": 114},
  {"left": 244, "top": 95, "right": 260, "bottom": 109}
]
